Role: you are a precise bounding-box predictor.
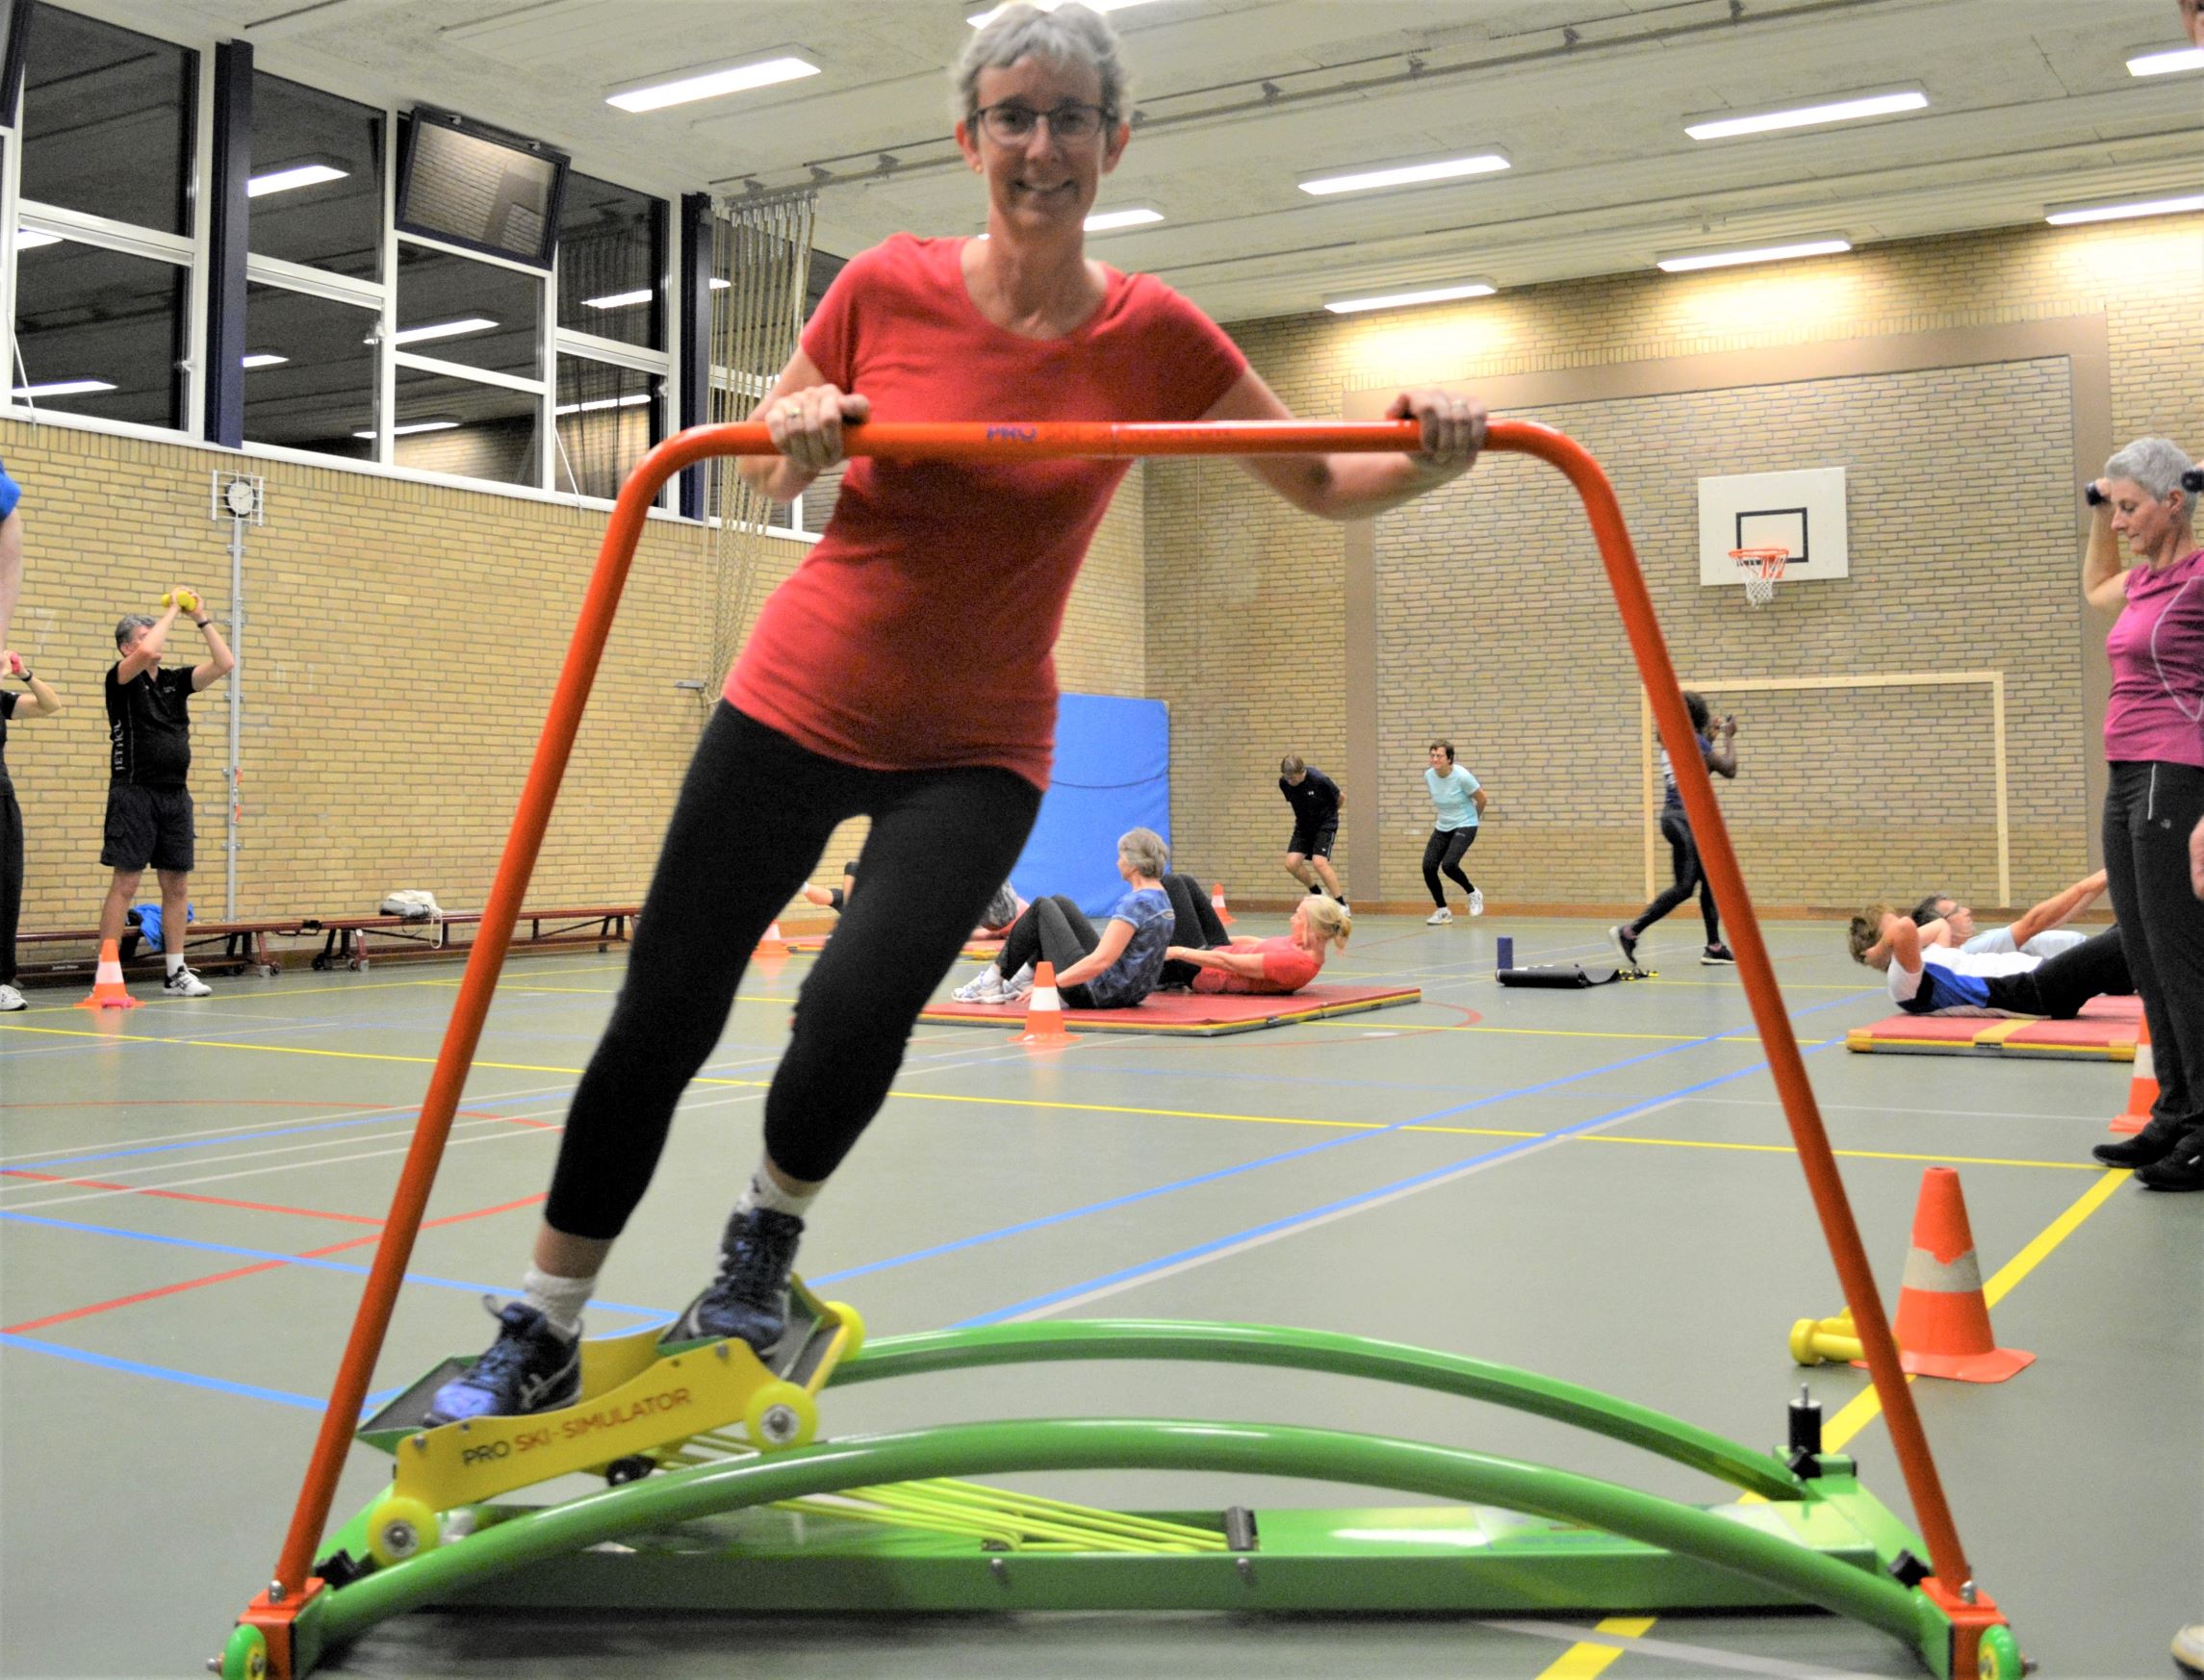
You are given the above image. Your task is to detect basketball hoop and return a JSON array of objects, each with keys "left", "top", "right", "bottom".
[{"left": 1730, "top": 546, "right": 1789, "bottom": 607}]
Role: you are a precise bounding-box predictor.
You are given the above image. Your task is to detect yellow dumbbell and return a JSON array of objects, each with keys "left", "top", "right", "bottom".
[
  {"left": 1787, "top": 1310, "right": 1863, "bottom": 1366},
  {"left": 161, "top": 590, "right": 201, "bottom": 614}
]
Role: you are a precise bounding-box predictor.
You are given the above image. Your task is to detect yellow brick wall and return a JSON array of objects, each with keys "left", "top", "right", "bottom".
[
  {"left": 2, "top": 421, "right": 1148, "bottom": 932},
  {"left": 1148, "top": 216, "right": 2204, "bottom": 913}
]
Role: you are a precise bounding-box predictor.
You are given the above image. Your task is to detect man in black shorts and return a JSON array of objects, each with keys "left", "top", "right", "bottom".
[
  {"left": 1278, "top": 753, "right": 1346, "bottom": 905},
  {"left": 99, "top": 592, "right": 234, "bottom": 997}
]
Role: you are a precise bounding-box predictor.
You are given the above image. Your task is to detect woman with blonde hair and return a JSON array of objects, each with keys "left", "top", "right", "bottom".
[{"left": 1164, "top": 890, "right": 1349, "bottom": 996}]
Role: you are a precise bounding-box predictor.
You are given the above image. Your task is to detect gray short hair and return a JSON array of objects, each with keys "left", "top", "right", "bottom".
[
  {"left": 951, "top": 2, "right": 1128, "bottom": 124},
  {"left": 115, "top": 614, "right": 158, "bottom": 648},
  {"left": 2104, "top": 436, "right": 2197, "bottom": 526},
  {"left": 1116, "top": 826, "right": 1168, "bottom": 879}
]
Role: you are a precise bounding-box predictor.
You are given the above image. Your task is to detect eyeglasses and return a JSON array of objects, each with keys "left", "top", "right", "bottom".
[{"left": 971, "top": 101, "right": 1115, "bottom": 143}]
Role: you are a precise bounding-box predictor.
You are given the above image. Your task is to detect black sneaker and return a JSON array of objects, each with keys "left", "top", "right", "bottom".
[
  {"left": 1608, "top": 925, "right": 1639, "bottom": 968},
  {"left": 662, "top": 1206, "right": 804, "bottom": 1355},
  {"left": 2092, "top": 1116, "right": 2188, "bottom": 1168},
  {"left": 2135, "top": 1127, "right": 2204, "bottom": 1192},
  {"left": 1702, "top": 943, "right": 1736, "bottom": 965},
  {"left": 424, "top": 1299, "right": 580, "bottom": 1425}
]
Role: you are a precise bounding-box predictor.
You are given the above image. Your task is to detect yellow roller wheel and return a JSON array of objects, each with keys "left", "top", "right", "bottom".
[
  {"left": 824, "top": 1300, "right": 865, "bottom": 1361},
  {"left": 743, "top": 1379, "right": 817, "bottom": 1452},
  {"left": 1788, "top": 1317, "right": 1825, "bottom": 1365},
  {"left": 366, "top": 1493, "right": 441, "bottom": 1566},
  {"left": 1976, "top": 1625, "right": 2022, "bottom": 1680}
]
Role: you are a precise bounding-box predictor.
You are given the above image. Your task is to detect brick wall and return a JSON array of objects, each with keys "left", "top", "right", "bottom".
[
  {"left": 1148, "top": 216, "right": 2204, "bottom": 913},
  {"left": 2, "top": 421, "right": 1147, "bottom": 931}
]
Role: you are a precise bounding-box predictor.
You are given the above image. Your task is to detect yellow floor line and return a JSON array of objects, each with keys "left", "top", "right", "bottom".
[
  {"left": 1533, "top": 1616, "right": 1658, "bottom": 1679},
  {"left": 1536, "top": 1167, "right": 2131, "bottom": 1678}
]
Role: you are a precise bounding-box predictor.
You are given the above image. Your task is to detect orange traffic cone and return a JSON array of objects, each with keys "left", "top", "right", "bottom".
[
  {"left": 1210, "top": 882, "right": 1236, "bottom": 926},
  {"left": 754, "top": 920, "right": 790, "bottom": 961},
  {"left": 1884, "top": 1167, "right": 2033, "bottom": 1384},
  {"left": 76, "top": 938, "right": 141, "bottom": 1010},
  {"left": 1012, "top": 960, "right": 1080, "bottom": 1047},
  {"left": 2108, "top": 1015, "right": 2157, "bottom": 1135}
]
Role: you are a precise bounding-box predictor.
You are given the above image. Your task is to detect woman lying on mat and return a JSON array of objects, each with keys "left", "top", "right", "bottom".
[
  {"left": 952, "top": 827, "right": 1173, "bottom": 1006},
  {"left": 1162, "top": 890, "right": 1350, "bottom": 996},
  {"left": 805, "top": 857, "right": 1025, "bottom": 937}
]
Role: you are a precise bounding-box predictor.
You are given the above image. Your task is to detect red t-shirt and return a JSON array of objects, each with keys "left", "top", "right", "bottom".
[
  {"left": 726, "top": 234, "right": 1247, "bottom": 788},
  {"left": 1192, "top": 936, "right": 1324, "bottom": 996}
]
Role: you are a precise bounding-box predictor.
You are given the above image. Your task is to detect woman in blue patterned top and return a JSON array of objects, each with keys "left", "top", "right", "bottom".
[{"left": 954, "top": 827, "right": 1175, "bottom": 1008}]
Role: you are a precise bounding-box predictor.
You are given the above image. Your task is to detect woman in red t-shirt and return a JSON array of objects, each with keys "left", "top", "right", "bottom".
[
  {"left": 1166, "top": 895, "right": 1351, "bottom": 996},
  {"left": 428, "top": 1, "right": 1491, "bottom": 1427}
]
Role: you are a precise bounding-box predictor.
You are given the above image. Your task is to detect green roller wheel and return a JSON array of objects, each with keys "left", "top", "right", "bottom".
[
  {"left": 220, "top": 1623, "right": 269, "bottom": 1680},
  {"left": 1977, "top": 1624, "right": 2022, "bottom": 1680}
]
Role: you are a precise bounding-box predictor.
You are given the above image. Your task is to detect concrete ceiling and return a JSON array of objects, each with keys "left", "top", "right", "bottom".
[{"left": 95, "top": 0, "right": 2204, "bottom": 323}]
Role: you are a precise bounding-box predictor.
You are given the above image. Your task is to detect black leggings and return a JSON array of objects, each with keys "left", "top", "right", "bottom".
[
  {"left": 544, "top": 704, "right": 1039, "bottom": 1239},
  {"left": 1983, "top": 925, "right": 2134, "bottom": 1020},
  {"left": 996, "top": 895, "right": 1103, "bottom": 1007},
  {"left": 1422, "top": 827, "right": 1476, "bottom": 905},
  {"left": 1628, "top": 805, "right": 1720, "bottom": 945},
  {"left": 1160, "top": 872, "right": 1226, "bottom": 987},
  {"left": 0, "top": 782, "right": 20, "bottom": 986},
  {"left": 2103, "top": 761, "right": 2204, "bottom": 1129}
]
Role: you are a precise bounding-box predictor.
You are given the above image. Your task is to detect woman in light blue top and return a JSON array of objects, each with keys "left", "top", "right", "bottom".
[{"left": 1422, "top": 740, "right": 1486, "bottom": 924}]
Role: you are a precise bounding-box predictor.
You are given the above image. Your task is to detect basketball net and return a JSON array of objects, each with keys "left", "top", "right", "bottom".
[{"left": 1730, "top": 546, "right": 1788, "bottom": 607}]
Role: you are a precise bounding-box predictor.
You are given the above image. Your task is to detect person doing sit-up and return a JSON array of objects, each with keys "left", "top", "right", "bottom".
[
  {"left": 1164, "top": 890, "right": 1349, "bottom": 996},
  {"left": 1909, "top": 869, "right": 2105, "bottom": 959},
  {"left": 951, "top": 827, "right": 1174, "bottom": 1008},
  {"left": 1848, "top": 905, "right": 2132, "bottom": 1019}
]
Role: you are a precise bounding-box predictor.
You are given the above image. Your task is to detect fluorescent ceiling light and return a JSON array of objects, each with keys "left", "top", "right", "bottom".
[
  {"left": 1686, "top": 89, "right": 1926, "bottom": 140},
  {"left": 1084, "top": 206, "right": 1164, "bottom": 233},
  {"left": 15, "top": 228, "right": 61, "bottom": 250},
  {"left": 388, "top": 317, "right": 499, "bottom": 345},
  {"left": 13, "top": 378, "right": 116, "bottom": 397},
  {"left": 1656, "top": 238, "right": 1852, "bottom": 272},
  {"left": 1324, "top": 281, "right": 1496, "bottom": 315},
  {"left": 968, "top": 0, "right": 1163, "bottom": 25},
  {"left": 607, "top": 55, "right": 818, "bottom": 114},
  {"left": 241, "top": 353, "right": 289, "bottom": 369},
  {"left": 247, "top": 163, "right": 348, "bottom": 197},
  {"left": 581, "top": 288, "right": 654, "bottom": 311},
  {"left": 356, "top": 420, "right": 463, "bottom": 438},
  {"left": 1298, "top": 154, "right": 1509, "bottom": 197},
  {"left": 711, "top": 276, "right": 729, "bottom": 290},
  {"left": 2127, "top": 44, "right": 2204, "bottom": 75},
  {"left": 2045, "top": 192, "right": 2204, "bottom": 225},
  {"left": 555, "top": 393, "right": 654, "bottom": 416}
]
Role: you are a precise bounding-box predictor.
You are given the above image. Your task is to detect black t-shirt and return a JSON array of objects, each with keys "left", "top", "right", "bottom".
[
  {"left": 107, "top": 664, "right": 194, "bottom": 787},
  {"left": 1279, "top": 767, "right": 1341, "bottom": 827},
  {"left": 0, "top": 688, "right": 16, "bottom": 785}
]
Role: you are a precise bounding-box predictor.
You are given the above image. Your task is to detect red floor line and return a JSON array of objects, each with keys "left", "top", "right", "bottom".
[
  {"left": 0, "top": 1167, "right": 384, "bottom": 1225},
  {"left": 0, "top": 1192, "right": 548, "bottom": 1336}
]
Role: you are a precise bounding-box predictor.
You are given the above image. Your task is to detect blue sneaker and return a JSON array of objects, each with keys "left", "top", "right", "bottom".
[
  {"left": 661, "top": 1206, "right": 804, "bottom": 1355},
  {"left": 423, "top": 1299, "right": 580, "bottom": 1425}
]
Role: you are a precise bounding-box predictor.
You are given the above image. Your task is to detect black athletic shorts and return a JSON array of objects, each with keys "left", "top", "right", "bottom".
[
  {"left": 101, "top": 783, "right": 194, "bottom": 872},
  {"left": 1287, "top": 820, "right": 1338, "bottom": 859}
]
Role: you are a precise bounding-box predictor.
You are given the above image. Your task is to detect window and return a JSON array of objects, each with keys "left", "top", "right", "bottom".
[
  {"left": 554, "top": 357, "right": 660, "bottom": 500},
  {"left": 20, "top": 5, "right": 195, "bottom": 236},
  {"left": 242, "top": 282, "right": 376, "bottom": 458},
  {"left": 558, "top": 173, "right": 662, "bottom": 350},
  {"left": 396, "top": 242, "right": 542, "bottom": 378},
  {"left": 14, "top": 234, "right": 186, "bottom": 428},
  {"left": 249, "top": 73, "right": 383, "bottom": 281},
  {"left": 392, "top": 366, "right": 540, "bottom": 489}
]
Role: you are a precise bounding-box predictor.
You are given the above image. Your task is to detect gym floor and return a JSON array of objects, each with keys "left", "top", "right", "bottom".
[{"left": 1, "top": 911, "right": 2195, "bottom": 1680}]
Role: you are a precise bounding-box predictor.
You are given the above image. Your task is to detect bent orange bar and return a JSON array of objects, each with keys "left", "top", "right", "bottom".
[{"left": 268, "top": 416, "right": 1969, "bottom": 1616}]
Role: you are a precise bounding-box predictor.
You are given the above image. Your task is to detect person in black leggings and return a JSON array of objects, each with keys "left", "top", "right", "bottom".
[
  {"left": 951, "top": 828, "right": 1174, "bottom": 1008},
  {"left": 1611, "top": 692, "right": 1737, "bottom": 970}
]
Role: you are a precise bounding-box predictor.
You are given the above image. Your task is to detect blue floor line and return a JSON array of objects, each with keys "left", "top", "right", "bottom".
[
  {"left": 0, "top": 1330, "right": 329, "bottom": 1410},
  {"left": 956, "top": 1037, "right": 1848, "bottom": 1327}
]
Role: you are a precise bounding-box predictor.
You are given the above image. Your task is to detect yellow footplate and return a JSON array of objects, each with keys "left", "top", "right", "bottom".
[{"left": 352, "top": 1280, "right": 863, "bottom": 1565}]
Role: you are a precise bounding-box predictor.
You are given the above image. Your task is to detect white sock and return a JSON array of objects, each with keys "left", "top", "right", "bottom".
[
  {"left": 737, "top": 1162, "right": 817, "bottom": 1220},
  {"left": 165, "top": 951, "right": 185, "bottom": 977},
  {"left": 522, "top": 1265, "right": 594, "bottom": 1339}
]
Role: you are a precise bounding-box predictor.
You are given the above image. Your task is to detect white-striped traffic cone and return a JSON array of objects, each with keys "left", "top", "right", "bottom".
[
  {"left": 1012, "top": 960, "right": 1079, "bottom": 1047},
  {"left": 1210, "top": 882, "right": 1236, "bottom": 926},
  {"left": 1885, "top": 1167, "right": 2033, "bottom": 1384},
  {"left": 76, "top": 938, "right": 141, "bottom": 1010},
  {"left": 2108, "top": 1016, "right": 2157, "bottom": 1136}
]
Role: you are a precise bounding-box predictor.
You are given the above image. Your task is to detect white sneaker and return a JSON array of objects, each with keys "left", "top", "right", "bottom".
[
  {"left": 1425, "top": 906, "right": 1452, "bottom": 926},
  {"left": 1468, "top": 889, "right": 1484, "bottom": 917},
  {"left": 952, "top": 967, "right": 1008, "bottom": 1004},
  {"left": 1001, "top": 964, "right": 1036, "bottom": 1004},
  {"left": 163, "top": 967, "right": 213, "bottom": 998},
  {"left": 0, "top": 983, "right": 24, "bottom": 1010}
]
